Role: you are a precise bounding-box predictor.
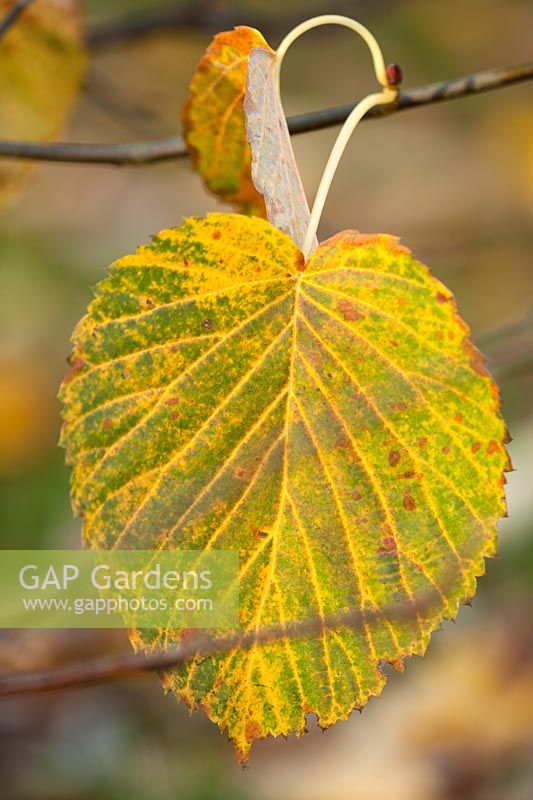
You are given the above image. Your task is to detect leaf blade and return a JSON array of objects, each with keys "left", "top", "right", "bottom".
[
  {"left": 245, "top": 46, "right": 317, "bottom": 252},
  {"left": 182, "top": 27, "right": 271, "bottom": 215},
  {"left": 0, "top": 0, "right": 86, "bottom": 209},
  {"left": 61, "top": 215, "right": 509, "bottom": 762}
]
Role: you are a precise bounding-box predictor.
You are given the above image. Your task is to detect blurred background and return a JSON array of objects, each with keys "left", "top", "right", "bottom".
[{"left": 0, "top": 0, "right": 532, "bottom": 798}]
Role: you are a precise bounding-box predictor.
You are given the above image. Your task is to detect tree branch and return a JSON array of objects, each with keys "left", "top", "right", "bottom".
[
  {"left": 288, "top": 62, "right": 533, "bottom": 133},
  {"left": 0, "top": 62, "right": 531, "bottom": 166},
  {"left": 87, "top": 0, "right": 216, "bottom": 47},
  {"left": 477, "top": 311, "right": 533, "bottom": 349},
  {"left": 0, "top": 0, "right": 35, "bottom": 38},
  {"left": 480, "top": 312, "right": 533, "bottom": 381},
  {"left": 0, "top": 593, "right": 438, "bottom": 698},
  {"left": 86, "top": 0, "right": 382, "bottom": 48}
]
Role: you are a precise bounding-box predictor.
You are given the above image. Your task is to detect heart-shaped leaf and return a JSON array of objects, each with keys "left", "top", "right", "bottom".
[
  {"left": 182, "top": 27, "right": 272, "bottom": 215},
  {"left": 61, "top": 212, "right": 509, "bottom": 762},
  {"left": 0, "top": 0, "right": 86, "bottom": 209}
]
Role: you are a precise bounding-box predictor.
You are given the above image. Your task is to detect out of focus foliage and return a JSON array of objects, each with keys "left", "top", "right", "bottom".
[{"left": 0, "top": 0, "right": 86, "bottom": 209}]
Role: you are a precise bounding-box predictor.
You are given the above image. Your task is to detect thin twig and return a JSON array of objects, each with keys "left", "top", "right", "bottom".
[
  {"left": 478, "top": 311, "right": 533, "bottom": 349},
  {"left": 480, "top": 313, "right": 533, "bottom": 381},
  {"left": 87, "top": 0, "right": 214, "bottom": 47},
  {"left": 0, "top": 136, "right": 187, "bottom": 165},
  {"left": 288, "top": 61, "right": 533, "bottom": 133},
  {"left": 0, "top": 593, "right": 440, "bottom": 698},
  {"left": 0, "top": 0, "right": 34, "bottom": 38},
  {"left": 0, "top": 62, "right": 531, "bottom": 166},
  {"left": 86, "top": 0, "right": 376, "bottom": 48}
]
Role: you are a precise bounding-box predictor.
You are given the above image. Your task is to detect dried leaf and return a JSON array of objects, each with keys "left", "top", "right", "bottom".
[
  {"left": 182, "top": 27, "right": 271, "bottom": 215},
  {"left": 245, "top": 46, "right": 316, "bottom": 252},
  {"left": 0, "top": 0, "right": 86, "bottom": 209},
  {"left": 61, "top": 213, "right": 509, "bottom": 763}
]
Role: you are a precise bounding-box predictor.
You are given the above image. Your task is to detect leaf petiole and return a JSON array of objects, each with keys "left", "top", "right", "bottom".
[{"left": 275, "top": 15, "right": 398, "bottom": 259}]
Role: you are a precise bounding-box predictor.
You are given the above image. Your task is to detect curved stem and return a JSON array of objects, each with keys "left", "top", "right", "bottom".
[
  {"left": 274, "top": 15, "right": 398, "bottom": 258},
  {"left": 275, "top": 14, "right": 389, "bottom": 88},
  {"left": 302, "top": 89, "right": 396, "bottom": 258}
]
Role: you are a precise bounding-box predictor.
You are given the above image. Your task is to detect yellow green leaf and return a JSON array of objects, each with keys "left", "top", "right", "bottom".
[
  {"left": 0, "top": 0, "right": 86, "bottom": 209},
  {"left": 60, "top": 212, "right": 509, "bottom": 762},
  {"left": 182, "top": 27, "right": 272, "bottom": 215}
]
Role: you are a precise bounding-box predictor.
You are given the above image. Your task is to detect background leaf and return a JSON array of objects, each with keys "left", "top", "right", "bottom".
[
  {"left": 0, "top": 0, "right": 86, "bottom": 210},
  {"left": 245, "top": 46, "right": 316, "bottom": 252},
  {"left": 182, "top": 27, "right": 271, "bottom": 215},
  {"left": 61, "top": 212, "right": 509, "bottom": 762}
]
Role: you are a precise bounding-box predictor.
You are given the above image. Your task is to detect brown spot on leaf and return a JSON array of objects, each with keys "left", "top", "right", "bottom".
[
  {"left": 202, "top": 318, "right": 213, "bottom": 330},
  {"left": 487, "top": 440, "right": 500, "bottom": 455},
  {"left": 102, "top": 417, "right": 112, "bottom": 430},
  {"left": 378, "top": 536, "right": 398, "bottom": 557},
  {"left": 462, "top": 338, "right": 487, "bottom": 377},
  {"left": 165, "top": 397, "right": 179, "bottom": 406},
  {"left": 471, "top": 442, "right": 481, "bottom": 454},
  {"left": 403, "top": 495, "right": 416, "bottom": 511},
  {"left": 337, "top": 299, "right": 364, "bottom": 322},
  {"left": 454, "top": 413, "right": 463, "bottom": 423},
  {"left": 388, "top": 450, "right": 400, "bottom": 467},
  {"left": 252, "top": 526, "right": 269, "bottom": 540},
  {"left": 382, "top": 536, "right": 397, "bottom": 550},
  {"left": 234, "top": 466, "right": 247, "bottom": 480},
  {"left": 387, "top": 656, "right": 405, "bottom": 673},
  {"left": 352, "top": 490, "right": 362, "bottom": 502},
  {"left": 390, "top": 401, "right": 407, "bottom": 412},
  {"left": 442, "top": 445, "right": 451, "bottom": 455},
  {"left": 390, "top": 339, "right": 398, "bottom": 348},
  {"left": 400, "top": 470, "right": 416, "bottom": 479},
  {"left": 294, "top": 251, "right": 306, "bottom": 272},
  {"left": 63, "top": 355, "right": 87, "bottom": 384},
  {"left": 436, "top": 292, "right": 449, "bottom": 304},
  {"left": 418, "top": 437, "right": 427, "bottom": 449},
  {"left": 212, "top": 229, "right": 222, "bottom": 240},
  {"left": 245, "top": 720, "right": 263, "bottom": 743}
]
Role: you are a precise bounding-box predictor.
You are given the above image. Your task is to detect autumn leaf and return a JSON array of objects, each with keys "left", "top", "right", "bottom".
[
  {"left": 182, "top": 27, "right": 272, "bottom": 215},
  {"left": 245, "top": 46, "right": 316, "bottom": 252},
  {"left": 60, "top": 212, "right": 509, "bottom": 762},
  {"left": 0, "top": 0, "right": 86, "bottom": 209}
]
